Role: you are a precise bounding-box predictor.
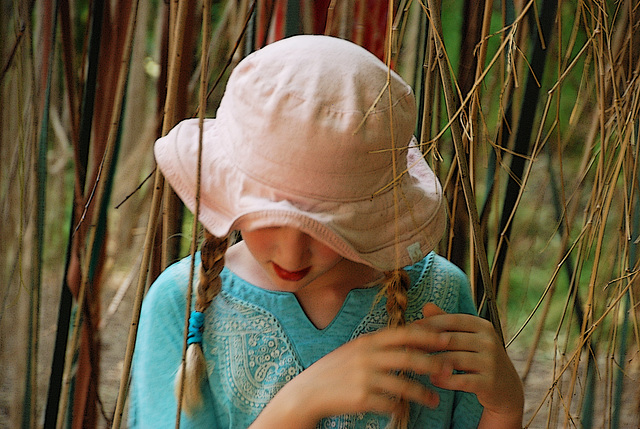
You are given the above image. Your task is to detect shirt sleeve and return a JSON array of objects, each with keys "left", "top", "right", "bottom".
[{"left": 128, "top": 258, "right": 217, "bottom": 429}]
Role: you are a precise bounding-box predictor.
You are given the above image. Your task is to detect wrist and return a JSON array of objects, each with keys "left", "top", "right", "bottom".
[{"left": 478, "top": 407, "right": 523, "bottom": 429}]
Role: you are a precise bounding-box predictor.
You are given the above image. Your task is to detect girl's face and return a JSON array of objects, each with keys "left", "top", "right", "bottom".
[{"left": 240, "top": 227, "right": 346, "bottom": 292}]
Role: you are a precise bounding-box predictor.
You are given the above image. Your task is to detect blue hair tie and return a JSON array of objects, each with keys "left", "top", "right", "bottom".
[{"left": 187, "top": 311, "right": 205, "bottom": 345}]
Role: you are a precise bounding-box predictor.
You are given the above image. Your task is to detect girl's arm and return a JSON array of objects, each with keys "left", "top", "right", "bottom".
[{"left": 250, "top": 302, "right": 523, "bottom": 429}]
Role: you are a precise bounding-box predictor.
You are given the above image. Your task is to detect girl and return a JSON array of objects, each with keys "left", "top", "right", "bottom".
[{"left": 130, "top": 35, "right": 524, "bottom": 428}]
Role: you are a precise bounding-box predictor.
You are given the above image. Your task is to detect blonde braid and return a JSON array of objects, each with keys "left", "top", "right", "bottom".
[
  {"left": 175, "top": 231, "right": 229, "bottom": 415},
  {"left": 383, "top": 269, "right": 411, "bottom": 429},
  {"left": 196, "top": 231, "right": 228, "bottom": 312}
]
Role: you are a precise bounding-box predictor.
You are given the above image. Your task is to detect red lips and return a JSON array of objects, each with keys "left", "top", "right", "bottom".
[{"left": 272, "top": 263, "right": 311, "bottom": 281}]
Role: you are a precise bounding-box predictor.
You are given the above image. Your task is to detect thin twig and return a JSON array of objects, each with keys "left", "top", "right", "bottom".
[
  {"left": 0, "top": 21, "right": 26, "bottom": 82},
  {"left": 114, "top": 168, "right": 156, "bottom": 209}
]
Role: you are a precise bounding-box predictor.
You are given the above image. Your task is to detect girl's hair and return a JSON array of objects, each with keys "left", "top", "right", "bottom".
[
  {"left": 383, "top": 269, "right": 411, "bottom": 429},
  {"left": 175, "top": 230, "right": 228, "bottom": 415}
]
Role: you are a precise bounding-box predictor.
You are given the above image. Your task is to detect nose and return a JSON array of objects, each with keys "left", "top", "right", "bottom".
[{"left": 275, "top": 228, "right": 311, "bottom": 270}]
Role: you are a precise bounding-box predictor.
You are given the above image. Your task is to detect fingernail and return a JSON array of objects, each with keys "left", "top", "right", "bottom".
[{"left": 427, "top": 390, "right": 440, "bottom": 408}]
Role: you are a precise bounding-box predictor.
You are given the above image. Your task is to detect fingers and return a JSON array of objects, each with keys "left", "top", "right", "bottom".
[
  {"left": 420, "top": 304, "right": 492, "bottom": 339},
  {"left": 394, "top": 305, "right": 524, "bottom": 421},
  {"left": 332, "top": 329, "right": 451, "bottom": 412},
  {"left": 430, "top": 370, "right": 484, "bottom": 393},
  {"left": 364, "top": 324, "right": 452, "bottom": 354},
  {"left": 371, "top": 346, "right": 451, "bottom": 377},
  {"left": 437, "top": 331, "right": 494, "bottom": 354},
  {"left": 429, "top": 349, "right": 502, "bottom": 401},
  {"left": 429, "top": 357, "right": 524, "bottom": 417},
  {"left": 369, "top": 372, "right": 441, "bottom": 410},
  {"left": 307, "top": 345, "right": 443, "bottom": 416},
  {"left": 422, "top": 323, "right": 524, "bottom": 419},
  {"left": 422, "top": 302, "right": 447, "bottom": 318},
  {"left": 422, "top": 312, "right": 493, "bottom": 334},
  {"left": 346, "top": 330, "right": 450, "bottom": 377}
]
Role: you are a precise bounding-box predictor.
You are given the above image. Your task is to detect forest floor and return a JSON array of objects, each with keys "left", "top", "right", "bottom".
[{"left": 1, "top": 263, "right": 639, "bottom": 428}]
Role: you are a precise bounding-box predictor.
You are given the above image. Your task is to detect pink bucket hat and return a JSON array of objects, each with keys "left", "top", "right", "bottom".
[{"left": 154, "top": 35, "right": 446, "bottom": 271}]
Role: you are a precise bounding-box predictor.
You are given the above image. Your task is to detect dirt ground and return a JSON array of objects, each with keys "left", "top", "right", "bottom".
[
  {"left": 1, "top": 263, "right": 639, "bottom": 428},
  {"left": 510, "top": 347, "right": 640, "bottom": 428}
]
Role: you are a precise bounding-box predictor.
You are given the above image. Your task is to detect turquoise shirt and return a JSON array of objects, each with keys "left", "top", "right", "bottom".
[{"left": 129, "top": 252, "right": 483, "bottom": 428}]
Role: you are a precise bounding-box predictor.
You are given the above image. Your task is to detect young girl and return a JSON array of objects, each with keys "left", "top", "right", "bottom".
[{"left": 129, "top": 35, "right": 524, "bottom": 428}]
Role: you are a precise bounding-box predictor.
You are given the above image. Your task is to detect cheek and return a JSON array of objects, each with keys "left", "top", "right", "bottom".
[
  {"left": 312, "top": 244, "right": 343, "bottom": 267},
  {"left": 241, "top": 231, "right": 273, "bottom": 259}
]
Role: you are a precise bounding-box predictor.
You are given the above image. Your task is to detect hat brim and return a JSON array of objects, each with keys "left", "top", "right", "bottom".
[{"left": 155, "top": 119, "right": 445, "bottom": 271}]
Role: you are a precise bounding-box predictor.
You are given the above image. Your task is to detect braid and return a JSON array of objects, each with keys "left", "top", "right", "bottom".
[
  {"left": 384, "top": 269, "right": 410, "bottom": 327},
  {"left": 175, "top": 231, "right": 229, "bottom": 415},
  {"left": 383, "top": 269, "right": 411, "bottom": 429},
  {"left": 196, "top": 231, "right": 228, "bottom": 312}
]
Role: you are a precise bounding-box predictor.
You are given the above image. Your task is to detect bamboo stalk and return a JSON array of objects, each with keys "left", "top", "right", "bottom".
[
  {"left": 175, "top": 0, "right": 211, "bottom": 425},
  {"left": 25, "top": 2, "right": 58, "bottom": 427},
  {"left": 56, "top": 1, "right": 140, "bottom": 427},
  {"left": 0, "top": 21, "right": 25, "bottom": 82},
  {"left": 42, "top": 0, "right": 129, "bottom": 427},
  {"left": 464, "top": 0, "right": 494, "bottom": 296},
  {"left": 565, "top": 7, "right": 631, "bottom": 422},
  {"left": 54, "top": 0, "right": 112, "bottom": 420},
  {"left": 419, "top": 13, "right": 437, "bottom": 154},
  {"left": 610, "top": 43, "right": 639, "bottom": 429},
  {"left": 54, "top": 0, "right": 108, "bottom": 425},
  {"left": 59, "top": 0, "right": 78, "bottom": 144},
  {"left": 43, "top": 0, "right": 102, "bottom": 424},
  {"left": 0, "top": 4, "right": 37, "bottom": 428},
  {"left": 520, "top": 138, "right": 589, "bottom": 381},
  {"left": 205, "top": 0, "right": 257, "bottom": 104},
  {"left": 111, "top": 159, "right": 165, "bottom": 429},
  {"left": 425, "top": 0, "right": 504, "bottom": 340},
  {"left": 163, "top": 0, "right": 198, "bottom": 270},
  {"left": 490, "top": 0, "right": 559, "bottom": 305},
  {"left": 111, "top": 0, "right": 192, "bottom": 426}
]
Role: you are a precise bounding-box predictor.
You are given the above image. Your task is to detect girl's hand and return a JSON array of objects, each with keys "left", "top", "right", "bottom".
[
  {"left": 419, "top": 303, "right": 524, "bottom": 428},
  {"left": 251, "top": 323, "right": 453, "bottom": 428}
]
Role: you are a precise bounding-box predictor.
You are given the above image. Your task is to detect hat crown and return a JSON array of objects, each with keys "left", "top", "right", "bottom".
[{"left": 216, "top": 35, "right": 417, "bottom": 202}]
